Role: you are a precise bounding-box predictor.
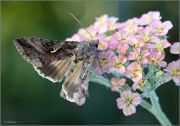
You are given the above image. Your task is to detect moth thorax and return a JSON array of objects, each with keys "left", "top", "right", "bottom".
[
  {"left": 76, "top": 40, "right": 99, "bottom": 59},
  {"left": 88, "top": 40, "right": 99, "bottom": 48}
]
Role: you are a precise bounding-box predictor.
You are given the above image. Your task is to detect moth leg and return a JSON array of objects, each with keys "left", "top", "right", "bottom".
[{"left": 80, "top": 55, "right": 95, "bottom": 96}]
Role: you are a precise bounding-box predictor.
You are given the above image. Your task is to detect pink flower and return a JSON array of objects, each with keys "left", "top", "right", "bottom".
[
  {"left": 109, "top": 55, "right": 127, "bottom": 74},
  {"left": 146, "top": 36, "right": 171, "bottom": 53},
  {"left": 112, "top": 31, "right": 129, "bottom": 44},
  {"left": 132, "top": 79, "right": 148, "bottom": 91},
  {"left": 97, "top": 35, "right": 109, "bottom": 50},
  {"left": 127, "top": 35, "right": 144, "bottom": 48},
  {"left": 94, "top": 14, "right": 118, "bottom": 34},
  {"left": 126, "top": 62, "right": 142, "bottom": 82},
  {"left": 116, "top": 90, "right": 141, "bottom": 116},
  {"left": 108, "top": 37, "right": 118, "bottom": 49},
  {"left": 127, "top": 49, "right": 149, "bottom": 64},
  {"left": 98, "top": 51, "right": 114, "bottom": 73},
  {"left": 111, "top": 78, "right": 126, "bottom": 91},
  {"left": 117, "top": 44, "right": 129, "bottom": 57},
  {"left": 138, "top": 27, "right": 153, "bottom": 43},
  {"left": 170, "top": 42, "right": 180, "bottom": 54},
  {"left": 139, "top": 11, "right": 162, "bottom": 25},
  {"left": 164, "top": 60, "right": 180, "bottom": 85},
  {"left": 122, "top": 19, "right": 139, "bottom": 34},
  {"left": 108, "top": 31, "right": 129, "bottom": 49},
  {"left": 149, "top": 20, "right": 173, "bottom": 35},
  {"left": 148, "top": 51, "right": 167, "bottom": 68}
]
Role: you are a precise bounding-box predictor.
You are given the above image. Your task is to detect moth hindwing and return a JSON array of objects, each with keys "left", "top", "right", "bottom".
[{"left": 14, "top": 37, "right": 99, "bottom": 105}]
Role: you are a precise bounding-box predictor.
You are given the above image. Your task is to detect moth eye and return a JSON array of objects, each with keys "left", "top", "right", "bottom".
[
  {"left": 89, "top": 42, "right": 98, "bottom": 48},
  {"left": 95, "top": 43, "right": 98, "bottom": 48}
]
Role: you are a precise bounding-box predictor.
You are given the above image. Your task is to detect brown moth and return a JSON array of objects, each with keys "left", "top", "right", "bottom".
[{"left": 14, "top": 37, "right": 99, "bottom": 105}]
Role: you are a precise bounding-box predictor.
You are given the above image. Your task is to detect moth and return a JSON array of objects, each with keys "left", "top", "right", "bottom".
[
  {"left": 13, "top": 13, "right": 101, "bottom": 105},
  {"left": 14, "top": 37, "right": 99, "bottom": 105}
]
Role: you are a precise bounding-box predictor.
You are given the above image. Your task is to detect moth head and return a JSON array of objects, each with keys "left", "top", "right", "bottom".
[
  {"left": 87, "top": 40, "right": 99, "bottom": 56},
  {"left": 89, "top": 40, "right": 99, "bottom": 49}
]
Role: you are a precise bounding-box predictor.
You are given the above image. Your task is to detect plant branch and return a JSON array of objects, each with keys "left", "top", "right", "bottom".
[{"left": 89, "top": 71, "right": 172, "bottom": 125}]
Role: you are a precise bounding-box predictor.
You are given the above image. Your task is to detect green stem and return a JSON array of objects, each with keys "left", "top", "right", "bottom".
[
  {"left": 149, "top": 91, "right": 172, "bottom": 126},
  {"left": 90, "top": 73, "right": 172, "bottom": 125}
]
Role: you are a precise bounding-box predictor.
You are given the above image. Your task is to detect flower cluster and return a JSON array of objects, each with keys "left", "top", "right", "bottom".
[{"left": 66, "top": 12, "right": 179, "bottom": 116}]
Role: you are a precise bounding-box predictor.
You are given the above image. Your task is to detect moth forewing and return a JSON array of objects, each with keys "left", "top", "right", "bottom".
[
  {"left": 60, "top": 55, "right": 96, "bottom": 105},
  {"left": 61, "top": 60, "right": 84, "bottom": 103},
  {"left": 34, "top": 56, "right": 75, "bottom": 83}
]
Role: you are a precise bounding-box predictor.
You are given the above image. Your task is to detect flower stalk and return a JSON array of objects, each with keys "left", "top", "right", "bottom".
[{"left": 149, "top": 91, "right": 172, "bottom": 126}]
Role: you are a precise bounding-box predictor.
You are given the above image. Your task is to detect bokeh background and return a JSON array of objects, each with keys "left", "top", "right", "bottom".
[{"left": 1, "top": 1, "right": 179, "bottom": 125}]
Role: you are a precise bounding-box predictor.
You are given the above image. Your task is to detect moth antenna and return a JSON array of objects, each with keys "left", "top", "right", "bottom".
[{"left": 68, "top": 12, "right": 94, "bottom": 40}]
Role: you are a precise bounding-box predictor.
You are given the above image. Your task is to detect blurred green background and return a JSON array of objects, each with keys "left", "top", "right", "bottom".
[{"left": 1, "top": 1, "right": 179, "bottom": 125}]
